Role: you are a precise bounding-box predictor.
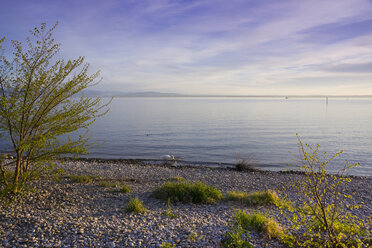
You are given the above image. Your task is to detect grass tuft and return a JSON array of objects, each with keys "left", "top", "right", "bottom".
[
  {"left": 234, "top": 210, "right": 283, "bottom": 240},
  {"left": 162, "top": 198, "right": 178, "bottom": 218},
  {"left": 225, "top": 190, "right": 283, "bottom": 206},
  {"left": 153, "top": 181, "right": 222, "bottom": 204},
  {"left": 125, "top": 197, "right": 146, "bottom": 213},
  {"left": 236, "top": 156, "right": 257, "bottom": 172},
  {"left": 225, "top": 191, "right": 249, "bottom": 202},
  {"left": 98, "top": 180, "right": 130, "bottom": 193},
  {"left": 167, "top": 176, "right": 186, "bottom": 182},
  {"left": 69, "top": 175, "right": 93, "bottom": 183},
  {"left": 119, "top": 185, "right": 131, "bottom": 193},
  {"left": 222, "top": 224, "right": 254, "bottom": 248},
  {"left": 160, "top": 242, "right": 176, "bottom": 248},
  {"left": 0, "top": 171, "right": 14, "bottom": 182},
  {"left": 99, "top": 181, "right": 119, "bottom": 188}
]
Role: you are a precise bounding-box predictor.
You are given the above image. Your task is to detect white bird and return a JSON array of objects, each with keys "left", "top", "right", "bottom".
[
  {"left": 161, "top": 155, "right": 177, "bottom": 166},
  {"left": 161, "top": 155, "right": 175, "bottom": 160}
]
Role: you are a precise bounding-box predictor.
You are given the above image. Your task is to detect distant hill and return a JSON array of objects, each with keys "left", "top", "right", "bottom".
[
  {"left": 118, "top": 91, "right": 184, "bottom": 97},
  {"left": 81, "top": 90, "right": 184, "bottom": 97},
  {"left": 80, "top": 90, "right": 372, "bottom": 98}
]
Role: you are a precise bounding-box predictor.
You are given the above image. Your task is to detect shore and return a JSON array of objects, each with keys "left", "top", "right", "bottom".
[{"left": 1, "top": 160, "right": 371, "bottom": 247}]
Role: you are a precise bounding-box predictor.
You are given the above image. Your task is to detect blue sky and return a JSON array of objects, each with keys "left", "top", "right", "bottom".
[{"left": 1, "top": 0, "right": 372, "bottom": 95}]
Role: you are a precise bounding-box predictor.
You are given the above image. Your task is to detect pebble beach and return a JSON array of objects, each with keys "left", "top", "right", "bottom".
[{"left": 1, "top": 160, "right": 371, "bottom": 248}]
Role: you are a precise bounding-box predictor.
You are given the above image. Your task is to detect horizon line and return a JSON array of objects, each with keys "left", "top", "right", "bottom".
[{"left": 110, "top": 94, "right": 372, "bottom": 98}]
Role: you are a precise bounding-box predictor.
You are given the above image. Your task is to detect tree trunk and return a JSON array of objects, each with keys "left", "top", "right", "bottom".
[
  {"left": 12, "top": 153, "right": 22, "bottom": 193},
  {"left": 0, "top": 159, "right": 8, "bottom": 186}
]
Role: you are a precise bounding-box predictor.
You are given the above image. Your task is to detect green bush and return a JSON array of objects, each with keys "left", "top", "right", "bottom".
[
  {"left": 153, "top": 181, "right": 222, "bottom": 204},
  {"left": 234, "top": 210, "right": 283, "bottom": 240},
  {"left": 119, "top": 185, "right": 131, "bottom": 193},
  {"left": 225, "top": 190, "right": 282, "bottom": 206},
  {"left": 125, "top": 197, "right": 146, "bottom": 213},
  {"left": 69, "top": 175, "right": 93, "bottom": 183},
  {"left": 280, "top": 135, "right": 371, "bottom": 247}
]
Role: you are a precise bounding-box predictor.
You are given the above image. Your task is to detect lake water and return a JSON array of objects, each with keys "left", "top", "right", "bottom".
[
  {"left": 1, "top": 97, "right": 371, "bottom": 176},
  {"left": 87, "top": 97, "right": 371, "bottom": 176}
]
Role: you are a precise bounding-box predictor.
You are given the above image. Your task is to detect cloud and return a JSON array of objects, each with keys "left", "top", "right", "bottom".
[
  {"left": 299, "top": 19, "right": 372, "bottom": 44},
  {"left": 1, "top": 0, "right": 372, "bottom": 95},
  {"left": 320, "top": 62, "right": 372, "bottom": 73}
]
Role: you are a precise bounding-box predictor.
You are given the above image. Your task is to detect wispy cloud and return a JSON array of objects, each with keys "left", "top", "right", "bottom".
[
  {"left": 320, "top": 62, "right": 372, "bottom": 73},
  {"left": 1, "top": 0, "right": 372, "bottom": 94}
]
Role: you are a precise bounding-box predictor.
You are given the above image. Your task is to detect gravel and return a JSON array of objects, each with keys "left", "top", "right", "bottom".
[{"left": 1, "top": 160, "right": 371, "bottom": 247}]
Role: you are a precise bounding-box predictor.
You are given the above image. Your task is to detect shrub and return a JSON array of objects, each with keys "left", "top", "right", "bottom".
[
  {"left": 225, "top": 190, "right": 282, "bottom": 206},
  {"left": 280, "top": 135, "right": 370, "bottom": 247},
  {"left": 153, "top": 181, "right": 222, "bottom": 204},
  {"left": 236, "top": 156, "right": 257, "bottom": 172},
  {"left": 234, "top": 210, "right": 283, "bottom": 240},
  {"left": 119, "top": 185, "right": 131, "bottom": 193},
  {"left": 125, "top": 197, "right": 146, "bottom": 213},
  {"left": 69, "top": 175, "right": 93, "bottom": 183}
]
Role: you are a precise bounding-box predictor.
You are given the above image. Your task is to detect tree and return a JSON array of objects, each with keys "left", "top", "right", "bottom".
[
  {"left": 280, "top": 135, "right": 370, "bottom": 247},
  {"left": 0, "top": 23, "right": 110, "bottom": 194}
]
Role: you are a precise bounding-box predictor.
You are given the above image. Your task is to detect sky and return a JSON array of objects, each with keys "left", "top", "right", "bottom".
[{"left": 1, "top": 0, "right": 372, "bottom": 95}]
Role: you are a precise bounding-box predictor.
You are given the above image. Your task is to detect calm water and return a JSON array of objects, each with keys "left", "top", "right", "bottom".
[
  {"left": 1, "top": 97, "right": 371, "bottom": 176},
  {"left": 87, "top": 97, "right": 371, "bottom": 176}
]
